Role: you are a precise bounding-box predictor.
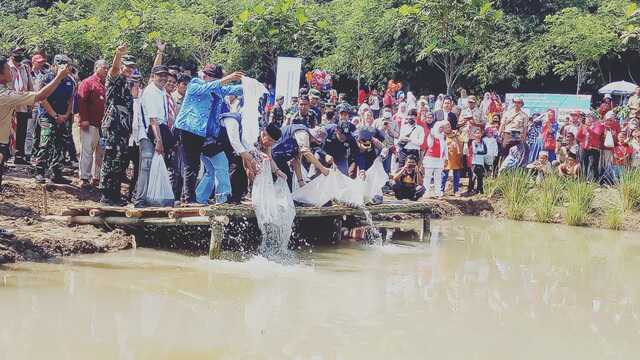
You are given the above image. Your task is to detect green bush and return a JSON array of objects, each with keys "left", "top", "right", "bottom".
[
  {"left": 617, "top": 168, "right": 640, "bottom": 211},
  {"left": 565, "top": 180, "right": 596, "bottom": 226},
  {"left": 500, "top": 170, "right": 533, "bottom": 220},
  {"left": 533, "top": 174, "right": 565, "bottom": 223}
]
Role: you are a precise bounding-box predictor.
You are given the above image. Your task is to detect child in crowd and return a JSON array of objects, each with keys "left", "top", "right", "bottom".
[
  {"left": 558, "top": 152, "right": 581, "bottom": 178},
  {"left": 527, "top": 150, "right": 552, "bottom": 183},
  {"left": 441, "top": 128, "right": 463, "bottom": 196},
  {"left": 468, "top": 127, "right": 487, "bottom": 195},
  {"left": 631, "top": 129, "right": 640, "bottom": 167},
  {"left": 423, "top": 122, "right": 448, "bottom": 197},
  {"left": 613, "top": 132, "right": 633, "bottom": 180}
]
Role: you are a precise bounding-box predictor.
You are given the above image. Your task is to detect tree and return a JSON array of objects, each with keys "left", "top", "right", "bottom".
[
  {"left": 404, "top": 0, "right": 503, "bottom": 96},
  {"left": 210, "top": 0, "right": 334, "bottom": 82},
  {"left": 527, "top": 6, "right": 620, "bottom": 94},
  {"left": 316, "top": 0, "right": 402, "bottom": 93}
]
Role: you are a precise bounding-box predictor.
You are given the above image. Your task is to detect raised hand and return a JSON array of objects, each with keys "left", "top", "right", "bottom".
[
  {"left": 156, "top": 39, "right": 166, "bottom": 52},
  {"left": 116, "top": 43, "right": 128, "bottom": 55}
]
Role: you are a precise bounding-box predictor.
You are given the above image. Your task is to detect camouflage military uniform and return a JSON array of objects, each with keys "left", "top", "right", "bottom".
[
  {"left": 99, "top": 73, "right": 133, "bottom": 203},
  {"left": 35, "top": 73, "right": 75, "bottom": 179},
  {"left": 36, "top": 118, "right": 66, "bottom": 176}
]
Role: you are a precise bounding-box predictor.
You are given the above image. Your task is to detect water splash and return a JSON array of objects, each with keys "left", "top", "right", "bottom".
[{"left": 359, "top": 206, "right": 383, "bottom": 246}]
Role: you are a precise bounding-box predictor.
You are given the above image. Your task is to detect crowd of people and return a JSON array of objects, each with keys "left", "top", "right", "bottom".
[{"left": 1, "top": 43, "right": 640, "bottom": 208}]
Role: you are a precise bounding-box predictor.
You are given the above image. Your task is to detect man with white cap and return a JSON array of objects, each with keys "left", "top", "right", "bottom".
[
  {"left": 499, "top": 96, "right": 527, "bottom": 149},
  {"left": 628, "top": 86, "right": 640, "bottom": 119}
]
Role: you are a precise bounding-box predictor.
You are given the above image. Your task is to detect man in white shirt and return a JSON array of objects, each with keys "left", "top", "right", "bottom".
[
  {"left": 397, "top": 109, "right": 425, "bottom": 167},
  {"left": 132, "top": 65, "right": 170, "bottom": 208}
]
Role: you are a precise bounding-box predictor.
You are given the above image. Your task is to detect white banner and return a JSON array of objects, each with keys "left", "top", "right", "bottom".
[{"left": 275, "top": 57, "right": 302, "bottom": 110}]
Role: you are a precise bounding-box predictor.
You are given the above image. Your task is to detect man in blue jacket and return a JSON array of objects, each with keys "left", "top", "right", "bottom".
[{"left": 173, "top": 64, "right": 243, "bottom": 203}]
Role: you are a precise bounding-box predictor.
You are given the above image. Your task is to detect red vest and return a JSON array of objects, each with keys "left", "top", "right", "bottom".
[{"left": 426, "top": 137, "right": 442, "bottom": 158}]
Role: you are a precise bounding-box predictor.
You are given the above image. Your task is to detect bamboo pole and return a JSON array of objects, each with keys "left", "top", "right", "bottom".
[
  {"left": 89, "top": 209, "right": 104, "bottom": 217},
  {"left": 42, "top": 185, "right": 48, "bottom": 215},
  {"left": 67, "top": 216, "right": 144, "bottom": 226},
  {"left": 168, "top": 208, "right": 202, "bottom": 219}
]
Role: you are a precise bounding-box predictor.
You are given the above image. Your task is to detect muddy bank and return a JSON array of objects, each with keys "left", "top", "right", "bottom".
[{"left": 0, "top": 172, "right": 135, "bottom": 265}]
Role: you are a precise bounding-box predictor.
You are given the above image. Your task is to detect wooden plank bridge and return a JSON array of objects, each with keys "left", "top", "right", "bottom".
[{"left": 63, "top": 201, "right": 435, "bottom": 259}]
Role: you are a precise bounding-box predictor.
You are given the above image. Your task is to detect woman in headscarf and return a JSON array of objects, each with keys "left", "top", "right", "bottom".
[
  {"left": 406, "top": 91, "right": 417, "bottom": 111},
  {"left": 600, "top": 110, "right": 621, "bottom": 184},
  {"left": 480, "top": 92, "right": 491, "bottom": 120},
  {"left": 434, "top": 94, "right": 445, "bottom": 112},
  {"left": 393, "top": 101, "right": 409, "bottom": 131},
  {"left": 540, "top": 109, "right": 559, "bottom": 162},
  {"left": 526, "top": 113, "right": 544, "bottom": 164}
]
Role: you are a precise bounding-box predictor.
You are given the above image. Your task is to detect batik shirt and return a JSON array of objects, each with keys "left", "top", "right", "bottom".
[{"left": 101, "top": 74, "right": 133, "bottom": 151}]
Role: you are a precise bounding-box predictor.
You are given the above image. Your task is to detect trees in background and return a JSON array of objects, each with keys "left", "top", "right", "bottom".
[{"left": 0, "top": 0, "right": 639, "bottom": 95}]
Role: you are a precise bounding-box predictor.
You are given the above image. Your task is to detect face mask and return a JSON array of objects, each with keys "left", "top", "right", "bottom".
[
  {"left": 408, "top": 119, "right": 416, "bottom": 125},
  {"left": 13, "top": 55, "right": 24, "bottom": 62}
]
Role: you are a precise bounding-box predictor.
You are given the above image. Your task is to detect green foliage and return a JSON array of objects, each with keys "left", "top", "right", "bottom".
[
  {"left": 565, "top": 180, "right": 596, "bottom": 226},
  {"left": 316, "top": 0, "right": 401, "bottom": 90},
  {"left": 526, "top": 1, "right": 632, "bottom": 93},
  {"left": 211, "top": 0, "right": 333, "bottom": 80},
  {"left": 0, "top": 0, "right": 638, "bottom": 92},
  {"left": 409, "top": 0, "right": 503, "bottom": 94},
  {"left": 603, "top": 203, "right": 625, "bottom": 230},
  {"left": 617, "top": 168, "right": 640, "bottom": 211}
]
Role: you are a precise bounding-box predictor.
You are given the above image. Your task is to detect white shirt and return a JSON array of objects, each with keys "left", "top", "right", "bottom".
[
  {"left": 399, "top": 123, "right": 425, "bottom": 151},
  {"left": 129, "top": 97, "right": 142, "bottom": 146},
  {"left": 140, "top": 82, "right": 168, "bottom": 142},
  {"left": 223, "top": 117, "right": 253, "bottom": 155}
]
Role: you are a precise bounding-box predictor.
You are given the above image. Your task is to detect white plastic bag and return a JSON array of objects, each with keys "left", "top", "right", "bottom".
[
  {"left": 252, "top": 160, "right": 296, "bottom": 255},
  {"left": 604, "top": 130, "right": 614, "bottom": 148},
  {"left": 146, "top": 153, "right": 175, "bottom": 207},
  {"left": 293, "top": 170, "right": 366, "bottom": 207},
  {"left": 363, "top": 157, "right": 388, "bottom": 202}
]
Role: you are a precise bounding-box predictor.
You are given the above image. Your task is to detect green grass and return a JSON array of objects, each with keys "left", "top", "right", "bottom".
[
  {"left": 617, "top": 168, "right": 640, "bottom": 211},
  {"left": 533, "top": 174, "right": 566, "bottom": 223},
  {"left": 499, "top": 170, "right": 533, "bottom": 220},
  {"left": 565, "top": 180, "right": 596, "bottom": 226},
  {"left": 603, "top": 205, "right": 625, "bottom": 231}
]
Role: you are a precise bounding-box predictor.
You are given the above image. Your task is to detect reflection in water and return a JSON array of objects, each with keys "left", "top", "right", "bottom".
[{"left": 1, "top": 217, "right": 640, "bottom": 359}]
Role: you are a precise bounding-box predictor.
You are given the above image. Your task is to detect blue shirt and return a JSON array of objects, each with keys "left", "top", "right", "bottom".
[
  {"left": 323, "top": 123, "right": 357, "bottom": 160},
  {"left": 40, "top": 74, "right": 75, "bottom": 116},
  {"left": 174, "top": 78, "right": 242, "bottom": 139},
  {"left": 272, "top": 124, "right": 308, "bottom": 163}
]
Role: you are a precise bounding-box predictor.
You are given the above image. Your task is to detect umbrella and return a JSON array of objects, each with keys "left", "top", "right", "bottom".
[{"left": 598, "top": 81, "right": 638, "bottom": 95}]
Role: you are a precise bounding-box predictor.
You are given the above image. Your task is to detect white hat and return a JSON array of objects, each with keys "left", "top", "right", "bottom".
[{"left": 604, "top": 94, "right": 612, "bottom": 99}]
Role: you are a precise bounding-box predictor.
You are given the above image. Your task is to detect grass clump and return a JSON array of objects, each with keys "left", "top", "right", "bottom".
[
  {"left": 617, "top": 168, "right": 640, "bottom": 211},
  {"left": 603, "top": 205, "right": 624, "bottom": 231},
  {"left": 565, "top": 180, "right": 596, "bottom": 226},
  {"left": 533, "top": 174, "right": 565, "bottom": 223},
  {"left": 499, "top": 170, "right": 532, "bottom": 220}
]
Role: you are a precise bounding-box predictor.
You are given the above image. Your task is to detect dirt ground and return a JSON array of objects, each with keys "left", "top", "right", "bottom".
[{"left": 0, "top": 165, "right": 134, "bottom": 264}]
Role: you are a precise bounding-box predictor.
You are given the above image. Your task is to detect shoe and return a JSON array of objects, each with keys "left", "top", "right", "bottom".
[
  {"left": 35, "top": 174, "right": 46, "bottom": 184},
  {"left": 50, "top": 176, "right": 72, "bottom": 185},
  {"left": 80, "top": 179, "right": 91, "bottom": 189},
  {"left": 369, "top": 195, "right": 384, "bottom": 205}
]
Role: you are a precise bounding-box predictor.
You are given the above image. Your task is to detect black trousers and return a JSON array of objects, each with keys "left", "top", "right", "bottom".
[
  {"left": 14, "top": 112, "right": 30, "bottom": 159},
  {"left": 469, "top": 164, "right": 485, "bottom": 194},
  {"left": 179, "top": 130, "right": 205, "bottom": 203},
  {"left": 229, "top": 153, "right": 248, "bottom": 204},
  {"left": 583, "top": 148, "right": 600, "bottom": 182},
  {"left": 392, "top": 182, "right": 425, "bottom": 201}
]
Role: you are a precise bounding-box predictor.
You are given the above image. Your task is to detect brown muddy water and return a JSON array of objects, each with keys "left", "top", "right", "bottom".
[{"left": 1, "top": 217, "right": 640, "bottom": 360}]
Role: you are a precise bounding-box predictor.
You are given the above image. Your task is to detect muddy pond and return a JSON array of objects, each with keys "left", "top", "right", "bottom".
[{"left": 1, "top": 217, "right": 639, "bottom": 359}]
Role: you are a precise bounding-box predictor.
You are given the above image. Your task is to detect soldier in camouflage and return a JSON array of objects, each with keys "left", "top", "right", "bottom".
[
  {"left": 98, "top": 44, "right": 136, "bottom": 205},
  {"left": 35, "top": 54, "right": 76, "bottom": 184}
]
